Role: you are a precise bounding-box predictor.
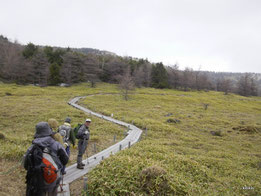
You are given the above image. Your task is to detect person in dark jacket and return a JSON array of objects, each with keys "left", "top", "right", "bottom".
[
  {"left": 76, "top": 119, "right": 91, "bottom": 169},
  {"left": 24, "top": 122, "right": 69, "bottom": 196}
]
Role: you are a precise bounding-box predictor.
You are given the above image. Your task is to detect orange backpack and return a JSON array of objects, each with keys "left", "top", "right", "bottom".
[
  {"left": 25, "top": 144, "right": 62, "bottom": 185},
  {"left": 42, "top": 147, "right": 61, "bottom": 184}
]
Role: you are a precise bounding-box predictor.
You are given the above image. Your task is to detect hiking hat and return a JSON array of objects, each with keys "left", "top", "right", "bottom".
[
  {"left": 65, "top": 117, "right": 71, "bottom": 123},
  {"left": 86, "top": 118, "right": 91, "bottom": 122},
  {"left": 48, "top": 118, "right": 59, "bottom": 130},
  {"left": 34, "top": 122, "right": 53, "bottom": 138}
]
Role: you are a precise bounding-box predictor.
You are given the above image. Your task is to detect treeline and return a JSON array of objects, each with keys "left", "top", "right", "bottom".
[{"left": 0, "top": 35, "right": 260, "bottom": 96}]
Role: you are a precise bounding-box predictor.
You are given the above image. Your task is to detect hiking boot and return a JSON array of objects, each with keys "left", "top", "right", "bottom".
[
  {"left": 81, "top": 162, "right": 85, "bottom": 166},
  {"left": 62, "top": 171, "right": 67, "bottom": 175},
  {"left": 77, "top": 164, "right": 84, "bottom": 169}
]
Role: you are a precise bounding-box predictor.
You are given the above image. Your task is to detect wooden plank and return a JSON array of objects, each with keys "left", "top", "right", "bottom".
[{"left": 58, "top": 96, "right": 142, "bottom": 196}]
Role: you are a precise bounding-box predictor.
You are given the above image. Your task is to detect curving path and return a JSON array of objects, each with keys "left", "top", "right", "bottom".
[{"left": 57, "top": 96, "right": 143, "bottom": 196}]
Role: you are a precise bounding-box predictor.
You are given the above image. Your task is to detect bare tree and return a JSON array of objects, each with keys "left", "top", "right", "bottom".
[
  {"left": 82, "top": 54, "right": 102, "bottom": 87},
  {"left": 118, "top": 68, "right": 135, "bottom": 101},
  {"left": 237, "top": 73, "right": 258, "bottom": 96},
  {"left": 250, "top": 75, "right": 258, "bottom": 96},
  {"left": 167, "top": 64, "right": 180, "bottom": 89},
  {"left": 197, "top": 73, "right": 211, "bottom": 90},
  {"left": 133, "top": 66, "right": 144, "bottom": 87},
  {"left": 0, "top": 40, "right": 25, "bottom": 82},
  {"left": 220, "top": 79, "right": 232, "bottom": 95},
  {"left": 181, "top": 68, "right": 194, "bottom": 91}
]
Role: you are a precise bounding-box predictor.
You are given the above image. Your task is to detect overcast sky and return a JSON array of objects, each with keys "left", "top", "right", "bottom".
[{"left": 0, "top": 0, "right": 260, "bottom": 73}]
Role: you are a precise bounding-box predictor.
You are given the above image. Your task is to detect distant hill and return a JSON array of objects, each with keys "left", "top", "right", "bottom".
[{"left": 72, "top": 47, "right": 117, "bottom": 56}]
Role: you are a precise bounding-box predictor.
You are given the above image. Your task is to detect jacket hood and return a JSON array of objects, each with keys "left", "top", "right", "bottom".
[
  {"left": 33, "top": 136, "right": 55, "bottom": 148},
  {"left": 34, "top": 122, "right": 53, "bottom": 138}
]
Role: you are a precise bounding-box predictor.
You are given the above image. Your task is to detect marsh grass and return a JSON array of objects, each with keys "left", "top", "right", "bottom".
[
  {"left": 0, "top": 83, "right": 123, "bottom": 195},
  {"left": 1, "top": 83, "right": 261, "bottom": 195},
  {"left": 78, "top": 87, "right": 261, "bottom": 195}
]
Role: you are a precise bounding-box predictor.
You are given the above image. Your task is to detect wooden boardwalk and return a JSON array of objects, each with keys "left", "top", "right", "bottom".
[{"left": 58, "top": 96, "right": 143, "bottom": 195}]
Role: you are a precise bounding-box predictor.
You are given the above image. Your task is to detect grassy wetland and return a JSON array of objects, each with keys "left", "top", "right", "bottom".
[
  {"left": 0, "top": 83, "right": 261, "bottom": 195},
  {"left": 0, "top": 83, "right": 123, "bottom": 195}
]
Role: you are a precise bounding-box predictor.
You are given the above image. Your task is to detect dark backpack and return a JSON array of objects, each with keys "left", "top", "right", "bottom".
[
  {"left": 73, "top": 123, "right": 82, "bottom": 139},
  {"left": 24, "top": 144, "right": 62, "bottom": 195}
]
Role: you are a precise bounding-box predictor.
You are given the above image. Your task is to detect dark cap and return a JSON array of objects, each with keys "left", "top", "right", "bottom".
[{"left": 65, "top": 117, "right": 71, "bottom": 123}]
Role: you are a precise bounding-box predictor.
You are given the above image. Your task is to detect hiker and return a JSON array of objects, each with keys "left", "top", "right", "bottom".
[
  {"left": 76, "top": 119, "right": 91, "bottom": 169},
  {"left": 48, "top": 118, "right": 64, "bottom": 147},
  {"left": 58, "top": 117, "right": 75, "bottom": 157},
  {"left": 24, "top": 122, "right": 69, "bottom": 196},
  {"left": 58, "top": 117, "right": 75, "bottom": 174}
]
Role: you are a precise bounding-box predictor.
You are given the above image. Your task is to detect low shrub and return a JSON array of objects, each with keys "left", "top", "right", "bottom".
[
  {"left": 0, "top": 132, "right": 5, "bottom": 140},
  {"left": 139, "top": 165, "right": 172, "bottom": 195},
  {"left": 210, "top": 130, "right": 222, "bottom": 137}
]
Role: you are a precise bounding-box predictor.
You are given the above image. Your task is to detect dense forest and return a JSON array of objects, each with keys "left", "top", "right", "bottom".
[{"left": 0, "top": 35, "right": 260, "bottom": 96}]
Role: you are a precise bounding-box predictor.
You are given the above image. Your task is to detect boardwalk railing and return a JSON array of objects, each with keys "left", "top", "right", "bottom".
[{"left": 58, "top": 96, "right": 143, "bottom": 196}]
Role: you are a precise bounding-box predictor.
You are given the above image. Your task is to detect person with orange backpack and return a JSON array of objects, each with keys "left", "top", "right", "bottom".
[{"left": 24, "top": 122, "right": 69, "bottom": 196}]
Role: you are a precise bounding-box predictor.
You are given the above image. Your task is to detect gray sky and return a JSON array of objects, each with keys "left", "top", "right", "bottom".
[{"left": 1, "top": 0, "right": 261, "bottom": 73}]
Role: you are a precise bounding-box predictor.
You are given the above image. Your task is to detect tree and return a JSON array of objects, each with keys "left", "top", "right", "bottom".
[
  {"left": 151, "top": 62, "right": 169, "bottom": 89},
  {"left": 167, "top": 64, "right": 180, "bottom": 89},
  {"left": 82, "top": 54, "right": 102, "bottom": 86},
  {"left": 49, "top": 63, "right": 61, "bottom": 85},
  {"left": 181, "top": 68, "right": 194, "bottom": 91},
  {"left": 118, "top": 68, "right": 135, "bottom": 101},
  {"left": 133, "top": 66, "right": 145, "bottom": 87},
  {"left": 250, "top": 75, "right": 258, "bottom": 96},
  {"left": 133, "top": 61, "right": 152, "bottom": 87},
  {"left": 219, "top": 79, "right": 232, "bottom": 95},
  {"left": 30, "top": 51, "right": 49, "bottom": 86},
  {"left": 197, "top": 73, "right": 211, "bottom": 90},
  {"left": 0, "top": 39, "right": 25, "bottom": 82},
  {"left": 61, "top": 52, "right": 82, "bottom": 84},
  {"left": 237, "top": 73, "right": 258, "bottom": 96},
  {"left": 99, "top": 56, "right": 127, "bottom": 83},
  {"left": 22, "top": 43, "right": 38, "bottom": 59},
  {"left": 44, "top": 46, "right": 64, "bottom": 65}
]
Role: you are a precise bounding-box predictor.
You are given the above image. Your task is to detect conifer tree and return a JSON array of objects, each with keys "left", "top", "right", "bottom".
[{"left": 151, "top": 62, "right": 169, "bottom": 88}]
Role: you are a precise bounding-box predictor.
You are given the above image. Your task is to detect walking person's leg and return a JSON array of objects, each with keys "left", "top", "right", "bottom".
[
  {"left": 77, "top": 140, "right": 84, "bottom": 169},
  {"left": 62, "top": 146, "right": 70, "bottom": 174},
  {"left": 82, "top": 140, "right": 88, "bottom": 165}
]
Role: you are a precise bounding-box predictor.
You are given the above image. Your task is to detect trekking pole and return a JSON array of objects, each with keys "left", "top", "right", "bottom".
[
  {"left": 86, "top": 149, "right": 89, "bottom": 165},
  {"left": 59, "top": 174, "right": 64, "bottom": 193},
  {"left": 85, "top": 138, "right": 89, "bottom": 165},
  {"left": 61, "top": 174, "right": 64, "bottom": 192}
]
